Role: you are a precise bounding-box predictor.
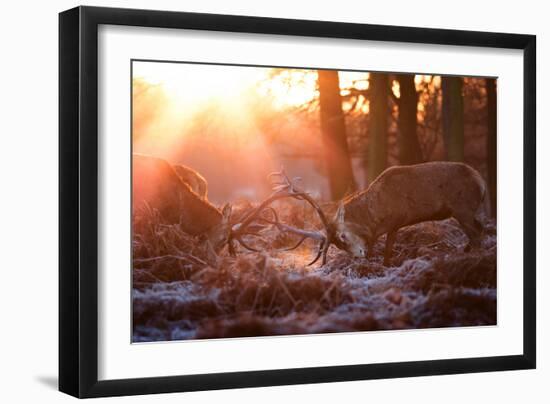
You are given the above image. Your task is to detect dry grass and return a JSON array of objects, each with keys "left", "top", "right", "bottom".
[{"left": 132, "top": 200, "right": 496, "bottom": 342}]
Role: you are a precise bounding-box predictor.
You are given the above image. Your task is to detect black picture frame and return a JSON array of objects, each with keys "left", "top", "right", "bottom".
[{"left": 59, "top": 5, "right": 536, "bottom": 398}]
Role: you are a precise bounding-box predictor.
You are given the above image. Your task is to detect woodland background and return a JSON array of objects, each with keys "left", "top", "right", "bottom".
[{"left": 134, "top": 67, "right": 497, "bottom": 217}]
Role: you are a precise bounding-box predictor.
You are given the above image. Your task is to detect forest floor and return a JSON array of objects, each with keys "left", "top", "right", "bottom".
[{"left": 132, "top": 200, "right": 497, "bottom": 342}]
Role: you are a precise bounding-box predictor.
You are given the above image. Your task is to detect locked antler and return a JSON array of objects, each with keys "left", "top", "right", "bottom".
[{"left": 230, "top": 168, "right": 334, "bottom": 266}]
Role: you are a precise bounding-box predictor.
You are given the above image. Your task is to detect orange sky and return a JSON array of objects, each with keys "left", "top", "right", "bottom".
[{"left": 131, "top": 61, "right": 441, "bottom": 201}]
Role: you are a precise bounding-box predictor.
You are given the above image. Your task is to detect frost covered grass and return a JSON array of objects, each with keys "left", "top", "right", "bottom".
[{"left": 132, "top": 200, "right": 496, "bottom": 342}]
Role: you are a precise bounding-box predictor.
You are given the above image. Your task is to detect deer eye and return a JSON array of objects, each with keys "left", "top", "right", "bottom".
[{"left": 339, "top": 233, "right": 347, "bottom": 243}]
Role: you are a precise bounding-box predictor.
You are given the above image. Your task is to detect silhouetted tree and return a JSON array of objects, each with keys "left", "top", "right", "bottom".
[
  {"left": 395, "top": 74, "right": 423, "bottom": 165},
  {"left": 367, "top": 73, "right": 389, "bottom": 181},
  {"left": 442, "top": 76, "right": 464, "bottom": 161},
  {"left": 486, "top": 78, "right": 497, "bottom": 218},
  {"left": 318, "top": 70, "right": 355, "bottom": 200}
]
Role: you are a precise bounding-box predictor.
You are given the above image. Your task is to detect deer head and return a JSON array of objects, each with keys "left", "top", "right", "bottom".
[
  {"left": 332, "top": 202, "right": 371, "bottom": 258},
  {"left": 205, "top": 203, "right": 233, "bottom": 252}
]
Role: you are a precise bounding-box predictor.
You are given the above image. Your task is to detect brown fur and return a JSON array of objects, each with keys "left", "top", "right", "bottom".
[
  {"left": 334, "top": 162, "right": 488, "bottom": 265},
  {"left": 132, "top": 154, "right": 231, "bottom": 250}
]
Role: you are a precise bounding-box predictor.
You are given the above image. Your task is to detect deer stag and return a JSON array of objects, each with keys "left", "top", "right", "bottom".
[
  {"left": 332, "top": 162, "right": 489, "bottom": 265},
  {"left": 251, "top": 162, "right": 489, "bottom": 267},
  {"left": 133, "top": 154, "right": 262, "bottom": 252}
]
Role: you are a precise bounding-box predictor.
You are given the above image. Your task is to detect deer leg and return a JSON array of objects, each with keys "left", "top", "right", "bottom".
[
  {"left": 383, "top": 231, "right": 397, "bottom": 266},
  {"left": 367, "top": 239, "right": 375, "bottom": 259},
  {"left": 205, "top": 239, "right": 220, "bottom": 266},
  {"left": 464, "top": 229, "right": 481, "bottom": 252},
  {"left": 227, "top": 237, "right": 236, "bottom": 256},
  {"left": 454, "top": 213, "right": 483, "bottom": 252}
]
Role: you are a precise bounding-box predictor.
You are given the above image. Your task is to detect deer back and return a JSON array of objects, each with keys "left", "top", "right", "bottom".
[
  {"left": 132, "top": 154, "right": 221, "bottom": 234},
  {"left": 343, "top": 162, "right": 486, "bottom": 236}
]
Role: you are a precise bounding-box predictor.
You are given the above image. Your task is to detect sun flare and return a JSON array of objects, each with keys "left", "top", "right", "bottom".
[{"left": 133, "top": 62, "right": 266, "bottom": 108}]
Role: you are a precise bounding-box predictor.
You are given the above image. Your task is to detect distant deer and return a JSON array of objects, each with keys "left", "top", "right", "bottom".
[
  {"left": 133, "top": 154, "right": 257, "bottom": 252},
  {"left": 259, "top": 163, "right": 489, "bottom": 266}
]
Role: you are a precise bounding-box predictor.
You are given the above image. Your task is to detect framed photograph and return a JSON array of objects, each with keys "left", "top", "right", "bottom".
[{"left": 59, "top": 6, "right": 536, "bottom": 398}]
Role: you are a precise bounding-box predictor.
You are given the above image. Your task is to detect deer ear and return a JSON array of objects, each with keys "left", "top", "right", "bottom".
[
  {"left": 221, "top": 203, "right": 232, "bottom": 222},
  {"left": 335, "top": 202, "right": 346, "bottom": 224}
]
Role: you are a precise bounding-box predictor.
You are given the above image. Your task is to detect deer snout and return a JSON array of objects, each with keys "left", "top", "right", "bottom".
[
  {"left": 348, "top": 245, "right": 367, "bottom": 258},
  {"left": 352, "top": 247, "right": 367, "bottom": 258}
]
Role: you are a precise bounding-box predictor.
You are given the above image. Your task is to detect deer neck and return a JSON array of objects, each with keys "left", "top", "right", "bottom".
[
  {"left": 345, "top": 193, "right": 374, "bottom": 226},
  {"left": 178, "top": 189, "right": 223, "bottom": 235}
]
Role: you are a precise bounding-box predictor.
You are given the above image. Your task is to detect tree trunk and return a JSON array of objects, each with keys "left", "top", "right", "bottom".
[
  {"left": 486, "top": 78, "right": 497, "bottom": 218},
  {"left": 318, "top": 70, "right": 355, "bottom": 200},
  {"left": 396, "top": 74, "right": 423, "bottom": 165},
  {"left": 367, "top": 73, "right": 389, "bottom": 182},
  {"left": 441, "top": 76, "right": 464, "bottom": 162}
]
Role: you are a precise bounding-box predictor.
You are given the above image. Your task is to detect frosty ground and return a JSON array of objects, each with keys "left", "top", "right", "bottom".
[{"left": 132, "top": 200, "right": 496, "bottom": 342}]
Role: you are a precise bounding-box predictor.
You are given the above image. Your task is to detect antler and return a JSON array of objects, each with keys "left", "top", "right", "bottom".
[
  {"left": 269, "top": 169, "right": 334, "bottom": 265},
  {"left": 259, "top": 206, "right": 325, "bottom": 251},
  {"left": 231, "top": 168, "right": 333, "bottom": 266}
]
